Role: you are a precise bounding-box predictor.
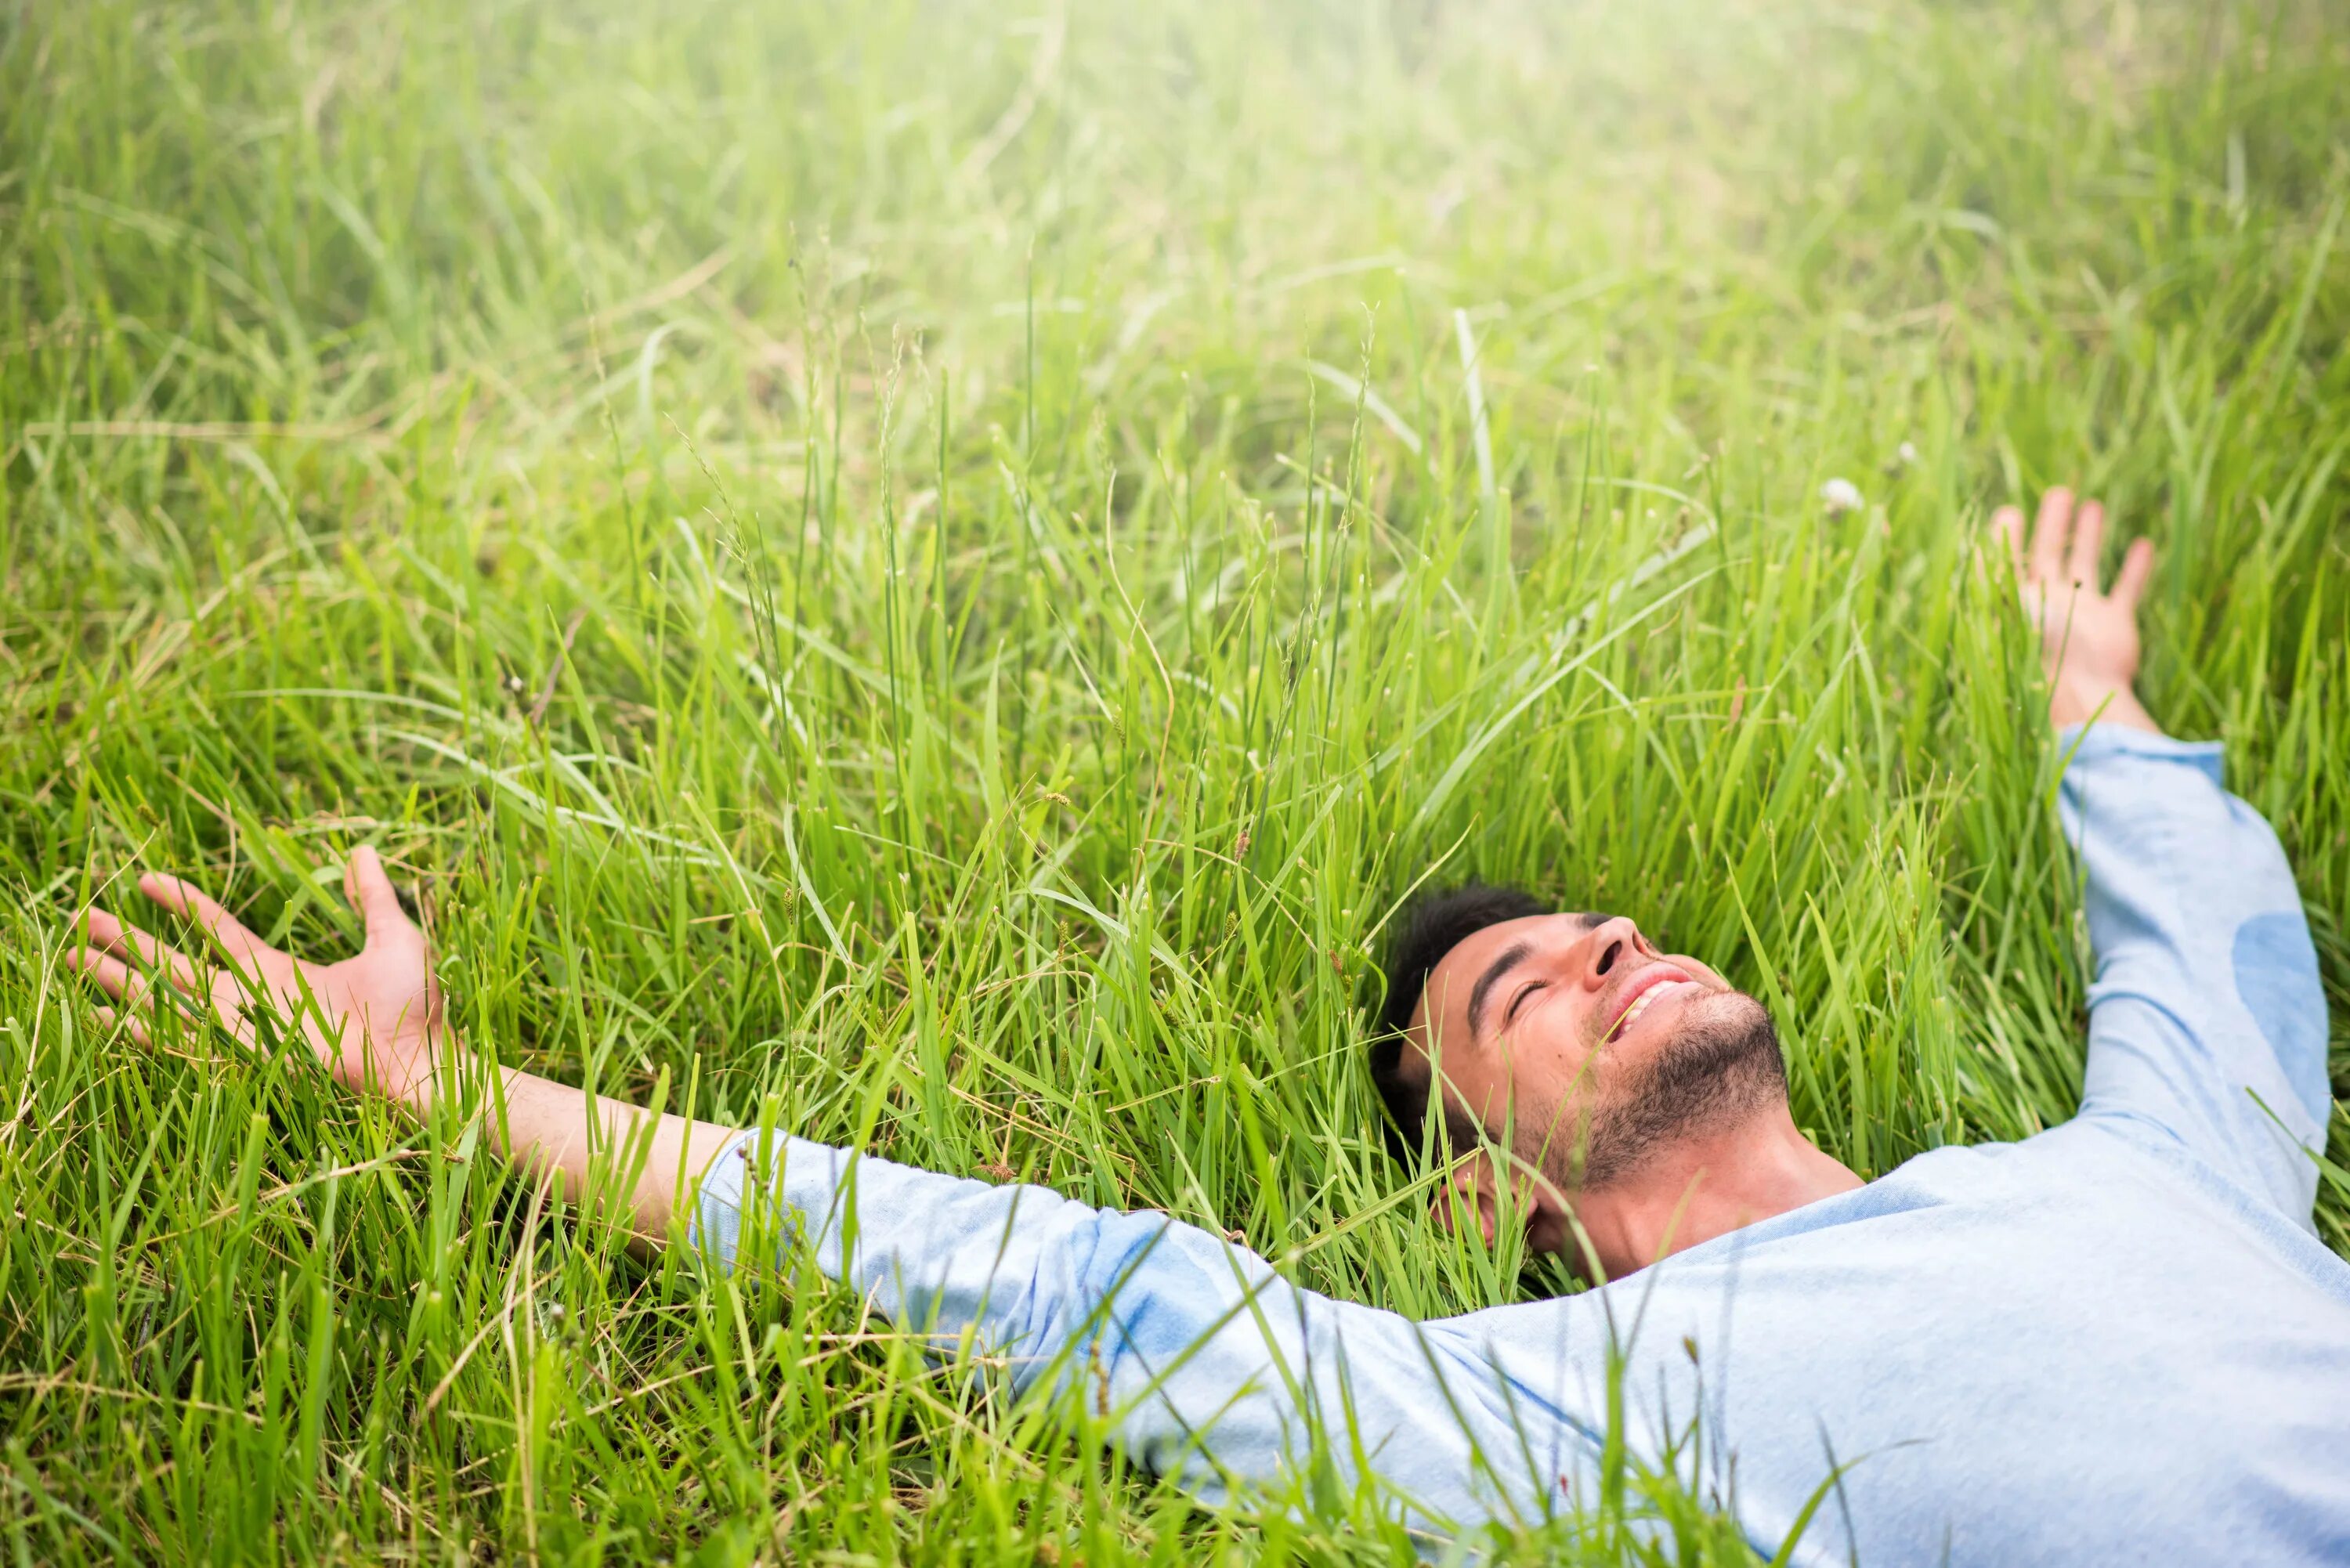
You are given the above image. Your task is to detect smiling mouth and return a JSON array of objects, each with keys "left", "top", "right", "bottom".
[{"left": 1604, "top": 970, "right": 1697, "bottom": 1043}]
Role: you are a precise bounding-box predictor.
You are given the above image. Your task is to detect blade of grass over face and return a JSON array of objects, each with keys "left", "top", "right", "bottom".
[{"left": 2, "top": 0, "right": 2345, "bottom": 1561}]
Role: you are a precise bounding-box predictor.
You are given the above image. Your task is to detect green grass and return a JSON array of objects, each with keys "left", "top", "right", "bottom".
[{"left": 3, "top": 0, "right": 2348, "bottom": 1560}]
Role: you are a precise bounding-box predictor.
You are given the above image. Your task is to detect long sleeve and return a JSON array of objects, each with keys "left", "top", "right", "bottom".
[
  {"left": 2057, "top": 724, "right": 2331, "bottom": 1223},
  {"left": 692, "top": 1129, "right": 1573, "bottom": 1529}
]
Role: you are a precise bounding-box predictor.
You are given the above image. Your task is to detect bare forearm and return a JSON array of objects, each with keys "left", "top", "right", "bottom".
[{"left": 407, "top": 1054, "right": 739, "bottom": 1254}]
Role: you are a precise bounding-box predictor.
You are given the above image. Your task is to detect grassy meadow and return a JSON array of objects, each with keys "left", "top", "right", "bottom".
[{"left": 3, "top": 0, "right": 2348, "bottom": 1560}]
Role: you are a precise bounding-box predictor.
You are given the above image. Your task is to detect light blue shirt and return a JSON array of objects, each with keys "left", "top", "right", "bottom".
[{"left": 698, "top": 727, "right": 2347, "bottom": 1564}]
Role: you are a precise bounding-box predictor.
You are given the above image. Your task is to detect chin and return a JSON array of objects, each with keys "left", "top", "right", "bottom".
[
  {"left": 1676, "top": 988, "right": 1775, "bottom": 1050},
  {"left": 1564, "top": 990, "right": 1788, "bottom": 1191},
  {"left": 1644, "top": 989, "right": 1784, "bottom": 1097}
]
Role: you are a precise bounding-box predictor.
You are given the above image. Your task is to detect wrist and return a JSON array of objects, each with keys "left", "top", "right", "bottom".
[{"left": 2048, "top": 672, "right": 2160, "bottom": 735}]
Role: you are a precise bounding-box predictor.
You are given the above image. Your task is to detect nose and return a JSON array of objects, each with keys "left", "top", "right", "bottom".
[{"left": 1577, "top": 916, "right": 1656, "bottom": 991}]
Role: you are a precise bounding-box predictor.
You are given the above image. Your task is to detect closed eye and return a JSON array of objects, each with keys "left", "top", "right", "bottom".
[{"left": 1503, "top": 983, "right": 1543, "bottom": 1027}]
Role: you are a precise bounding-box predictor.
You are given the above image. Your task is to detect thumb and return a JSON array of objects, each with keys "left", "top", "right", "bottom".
[{"left": 343, "top": 847, "right": 417, "bottom": 949}]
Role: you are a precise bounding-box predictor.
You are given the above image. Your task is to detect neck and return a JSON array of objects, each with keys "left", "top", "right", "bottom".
[{"left": 1558, "top": 1107, "right": 1862, "bottom": 1281}]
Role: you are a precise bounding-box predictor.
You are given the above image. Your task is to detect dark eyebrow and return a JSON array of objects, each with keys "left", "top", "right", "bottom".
[{"left": 1465, "top": 941, "right": 1535, "bottom": 1040}]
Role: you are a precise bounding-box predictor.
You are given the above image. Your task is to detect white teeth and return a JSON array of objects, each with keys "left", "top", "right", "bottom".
[{"left": 1615, "top": 982, "right": 1676, "bottom": 1038}]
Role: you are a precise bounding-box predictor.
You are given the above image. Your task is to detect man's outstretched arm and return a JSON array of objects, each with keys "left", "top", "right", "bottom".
[
  {"left": 692, "top": 1125, "right": 1566, "bottom": 1524},
  {"left": 65, "top": 856, "right": 1550, "bottom": 1527},
  {"left": 1995, "top": 490, "right": 2331, "bottom": 1219}
]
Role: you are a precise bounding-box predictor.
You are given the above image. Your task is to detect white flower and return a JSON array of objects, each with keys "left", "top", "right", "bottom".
[
  {"left": 1896, "top": 440, "right": 1918, "bottom": 467},
  {"left": 1820, "top": 477, "right": 1865, "bottom": 516}
]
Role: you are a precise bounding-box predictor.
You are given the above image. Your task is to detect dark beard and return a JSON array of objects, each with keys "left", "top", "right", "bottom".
[{"left": 1535, "top": 992, "right": 1788, "bottom": 1192}]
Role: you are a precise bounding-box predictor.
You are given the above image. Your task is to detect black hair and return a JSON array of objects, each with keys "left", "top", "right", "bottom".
[{"left": 1370, "top": 882, "right": 1548, "bottom": 1163}]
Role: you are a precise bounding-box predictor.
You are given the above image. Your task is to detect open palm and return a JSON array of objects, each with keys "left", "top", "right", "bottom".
[
  {"left": 70, "top": 847, "right": 449, "bottom": 1107},
  {"left": 1991, "top": 486, "right": 2160, "bottom": 733}
]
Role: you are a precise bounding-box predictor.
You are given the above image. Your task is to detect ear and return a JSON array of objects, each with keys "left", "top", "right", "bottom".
[{"left": 1431, "top": 1154, "right": 1504, "bottom": 1247}]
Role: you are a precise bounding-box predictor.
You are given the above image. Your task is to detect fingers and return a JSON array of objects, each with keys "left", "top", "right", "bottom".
[
  {"left": 2066, "top": 499, "right": 2104, "bottom": 587},
  {"left": 75, "top": 908, "right": 204, "bottom": 995},
  {"left": 139, "top": 874, "right": 270, "bottom": 961},
  {"left": 66, "top": 945, "right": 143, "bottom": 1003},
  {"left": 64, "top": 948, "right": 189, "bottom": 1035},
  {"left": 70, "top": 934, "right": 266, "bottom": 1053},
  {"left": 2029, "top": 487, "right": 2073, "bottom": 585},
  {"left": 2011, "top": 486, "right": 2116, "bottom": 596},
  {"left": 91, "top": 1005, "right": 150, "bottom": 1048},
  {"left": 2113, "top": 535, "right": 2156, "bottom": 612},
  {"left": 73, "top": 958, "right": 232, "bottom": 1050},
  {"left": 344, "top": 847, "right": 418, "bottom": 950},
  {"left": 70, "top": 901, "right": 262, "bottom": 1045},
  {"left": 68, "top": 880, "right": 304, "bottom": 1054},
  {"left": 1990, "top": 505, "right": 2026, "bottom": 579}
]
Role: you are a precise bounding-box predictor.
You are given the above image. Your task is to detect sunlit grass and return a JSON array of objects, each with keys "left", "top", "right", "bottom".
[{"left": 2, "top": 0, "right": 2345, "bottom": 1561}]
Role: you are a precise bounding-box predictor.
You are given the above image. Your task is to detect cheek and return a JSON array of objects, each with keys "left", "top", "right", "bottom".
[{"left": 1513, "top": 1000, "right": 1598, "bottom": 1099}]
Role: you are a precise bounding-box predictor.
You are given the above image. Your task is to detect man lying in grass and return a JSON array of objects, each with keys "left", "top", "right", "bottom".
[{"left": 70, "top": 490, "right": 2345, "bottom": 1564}]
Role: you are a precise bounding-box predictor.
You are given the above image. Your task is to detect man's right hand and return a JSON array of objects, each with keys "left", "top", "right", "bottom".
[
  {"left": 1991, "top": 486, "right": 2163, "bottom": 735},
  {"left": 70, "top": 847, "right": 457, "bottom": 1111},
  {"left": 67, "top": 846, "right": 739, "bottom": 1250}
]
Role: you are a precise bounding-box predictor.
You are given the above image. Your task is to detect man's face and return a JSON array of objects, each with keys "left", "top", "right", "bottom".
[{"left": 1405, "top": 913, "right": 1786, "bottom": 1191}]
